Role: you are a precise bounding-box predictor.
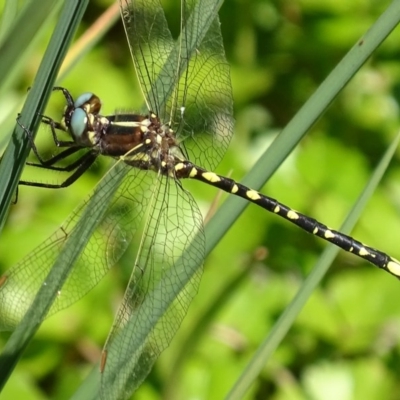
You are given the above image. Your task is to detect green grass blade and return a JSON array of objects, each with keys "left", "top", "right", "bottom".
[
  {"left": 0, "top": 0, "right": 89, "bottom": 390},
  {"left": 226, "top": 130, "right": 400, "bottom": 400},
  {"left": 0, "top": 0, "right": 86, "bottom": 231},
  {"left": 219, "top": 2, "right": 400, "bottom": 397}
]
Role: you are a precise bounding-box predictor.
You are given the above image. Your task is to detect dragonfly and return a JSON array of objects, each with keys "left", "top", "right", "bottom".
[{"left": 1, "top": 0, "right": 400, "bottom": 399}]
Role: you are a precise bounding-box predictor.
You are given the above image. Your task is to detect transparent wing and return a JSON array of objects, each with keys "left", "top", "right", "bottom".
[
  {"left": 120, "top": 0, "right": 234, "bottom": 171},
  {"left": 1, "top": 160, "right": 204, "bottom": 397},
  {"left": 171, "top": 0, "right": 234, "bottom": 170},
  {"left": 100, "top": 175, "right": 204, "bottom": 399},
  {"left": 120, "top": 0, "right": 174, "bottom": 116},
  {"left": 0, "top": 164, "right": 156, "bottom": 331}
]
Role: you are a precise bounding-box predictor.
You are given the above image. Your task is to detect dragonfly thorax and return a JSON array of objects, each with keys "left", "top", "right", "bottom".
[{"left": 115, "top": 112, "right": 184, "bottom": 174}]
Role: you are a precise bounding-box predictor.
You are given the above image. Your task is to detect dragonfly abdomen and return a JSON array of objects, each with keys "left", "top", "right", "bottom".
[{"left": 174, "top": 160, "right": 400, "bottom": 278}]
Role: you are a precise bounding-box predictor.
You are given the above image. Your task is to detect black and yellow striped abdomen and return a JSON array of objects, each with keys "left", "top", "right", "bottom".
[{"left": 174, "top": 161, "right": 400, "bottom": 278}]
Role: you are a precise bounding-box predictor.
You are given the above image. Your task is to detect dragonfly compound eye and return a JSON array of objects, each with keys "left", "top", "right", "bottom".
[
  {"left": 74, "top": 92, "right": 96, "bottom": 108},
  {"left": 70, "top": 107, "right": 88, "bottom": 139}
]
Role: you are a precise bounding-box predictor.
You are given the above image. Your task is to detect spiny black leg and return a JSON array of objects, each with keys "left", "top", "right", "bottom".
[
  {"left": 16, "top": 113, "right": 39, "bottom": 150},
  {"left": 41, "top": 115, "right": 75, "bottom": 148},
  {"left": 19, "top": 151, "right": 97, "bottom": 189},
  {"left": 17, "top": 115, "right": 76, "bottom": 166},
  {"left": 52, "top": 86, "right": 74, "bottom": 106},
  {"left": 26, "top": 146, "right": 86, "bottom": 170}
]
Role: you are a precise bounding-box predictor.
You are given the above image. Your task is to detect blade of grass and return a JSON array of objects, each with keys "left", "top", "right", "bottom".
[
  {"left": 0, "top": 0, "right": 63, "bottom": 222},
  {"left": 0, "top": 0, "right": 89, "bottom": 390},
  {"left": 226, "top": 130, "right": 400, "bottom": 400},
  {"left": 0, "top": 1, "right": 61, "bottom": 160},
  {"left": 215, "top": 2, "right": 400, "bottom": 396},
  {"left": 0, "top": 0, "right": 83, "bottom": 231}
]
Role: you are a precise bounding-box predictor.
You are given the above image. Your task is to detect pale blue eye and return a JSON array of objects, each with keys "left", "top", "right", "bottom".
[
  {"left": 74, "top": 92, "right": 94, "bottom": 108},
  {"left": 70, "top": 108, "right": 87, "bottom": 139}
]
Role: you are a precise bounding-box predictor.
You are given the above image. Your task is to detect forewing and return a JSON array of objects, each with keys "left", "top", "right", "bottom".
[
  {"left": 120, "top": 0, "right": 174, "bottom": 116},
  {"left": 120, "top": 0, "right": 234, "bottom": 171},
  {"left": 168, "top": 0, "right": 234, "bottom": 170}
]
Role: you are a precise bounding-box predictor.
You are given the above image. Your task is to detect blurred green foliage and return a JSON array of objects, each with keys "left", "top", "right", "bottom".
[{"left": 1, "top": 0, "right": 400, "bottom": 399}]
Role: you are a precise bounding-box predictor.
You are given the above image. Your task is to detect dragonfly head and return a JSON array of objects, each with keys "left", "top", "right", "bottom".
[{"left": 63, "top": 92, "right": 103, "bottom": 143}]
